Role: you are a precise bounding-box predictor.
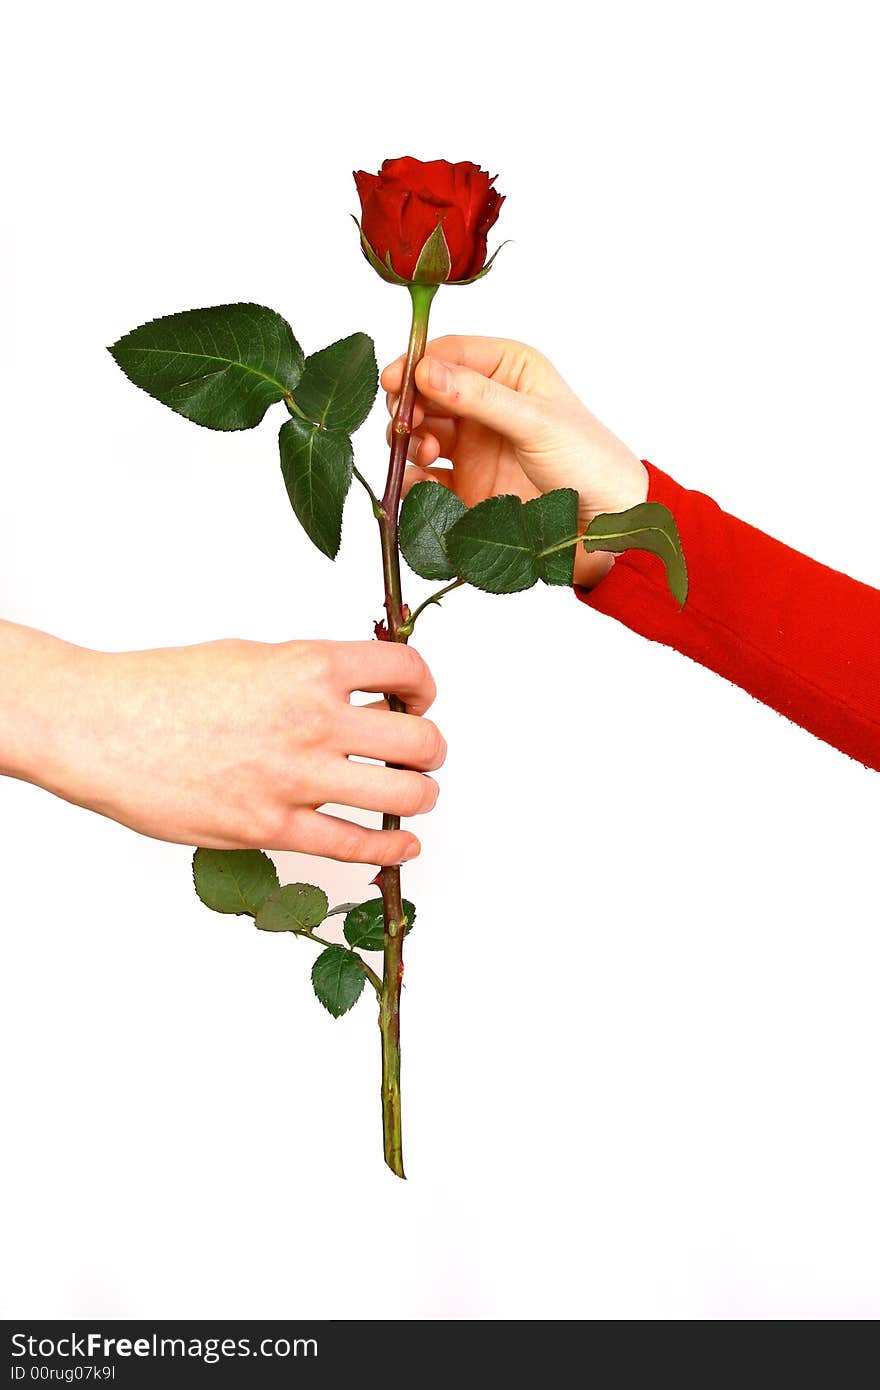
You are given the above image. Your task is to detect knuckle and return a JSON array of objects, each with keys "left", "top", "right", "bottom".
[
  {"left": 219, "top": 826, "right": 256, "bottom": 851},
  {"left": 299, "top": 640, "right": 336, "bottom": 685},
  {"left": 253, "top": 803, "right": 291, "bottom": 851},
  {"left": 495, "top": 339, "right": 545, "bottom": 387},
  {"left": 421, "top": 720, "right": 446, "bottom": 768},
  {"left": 300, "top": 701, "right": 333, "bottom": 746},
  {"left": 215, "top": 636, "right": 260, "bottom": 668},
  {"left": 529, "top": 346, "right": 551, "bottom": 374},
  {"left": 404, "top": 644, "right": 432, "bottom": 693},
  {"left": 336, "top": 825, "right": 367, "bottom": 863},
  {"left": 404, "top": 773, "right": 438, "bottom": 815},
  {"left": 398, "top": 776, "right": 427, "bottom": 817},
  {"left": 510, "top": 342, "right": 542, "bottom": 377},
  {"left": 217, "top": 636, "right": 248, "bottom": 657},
  {"left": 408, "top": 646, "right": 429, "bottom": 684},
  {"left": 467, "top": 369, "right": 489, "bottom": 404}
]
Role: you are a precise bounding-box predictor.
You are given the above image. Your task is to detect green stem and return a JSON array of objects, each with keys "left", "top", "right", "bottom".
[
  {"left": 399, "top": 577, "right": 465, "bottom": 636},
  {"left": 538, "top": 521, "right": 675, "bottom": 558},
  {"left": 283, "top": 391, "right": 313, "bottom": 424},
  {"left": 353, "top": 464, "right": 384, "bottom": 518},
  {"left": 376, "top": 282, "right": 437, "bottom": 1179}
]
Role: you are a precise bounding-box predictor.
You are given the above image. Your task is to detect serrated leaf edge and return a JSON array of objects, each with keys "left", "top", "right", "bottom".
[
  {"left": 108, "top": 302, "right": 305, "bottom": 433},
  {"left": 311, "top": 945, "right": 367, "bottom": 1018},
  {"left": 290, "top": 331, "right": 378, "bottom": 434},
  {"left": 192, "top": 847, "right": 280, "bottom": 916}
]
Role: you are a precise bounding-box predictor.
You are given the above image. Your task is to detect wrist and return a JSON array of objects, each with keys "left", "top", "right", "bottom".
[
  {"left": 584, "top": 451, "right": 649, "bottom": 525},
  {"left": 573, "top": 549, "right": 615, "bottom": 589},
  {"left": 0, "top": 620, "right": 104, "bottom": 796},
  {"left": 572, "top": 455, "right": 649, "bottom": 589}
]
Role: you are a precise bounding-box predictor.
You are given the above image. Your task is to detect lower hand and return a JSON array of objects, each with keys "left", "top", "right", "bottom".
[
  {"left": 1, "top": 626, "right": 443, "bottom": 865},
  {"left": 381, "top": 336, "right": 648, "bottom": 589}
]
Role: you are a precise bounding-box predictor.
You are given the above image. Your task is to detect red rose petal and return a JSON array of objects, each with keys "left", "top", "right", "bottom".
[{"left": 356, "top": 157, "right": 503, "bottom": 283}]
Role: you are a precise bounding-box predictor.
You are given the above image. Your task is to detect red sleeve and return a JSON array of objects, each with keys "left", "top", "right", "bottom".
[{"left": 575, "top": 461, "right": 880, "bottom": 773}]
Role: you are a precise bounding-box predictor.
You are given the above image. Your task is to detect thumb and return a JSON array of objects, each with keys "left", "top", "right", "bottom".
[{"left": 413, "top": 355, "right": 540, "bottom": 447}]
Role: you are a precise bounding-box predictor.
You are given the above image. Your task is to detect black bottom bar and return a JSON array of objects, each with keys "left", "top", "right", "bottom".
[{"left": 4, "top": 1320, "right": 570, "bottom": 1384}]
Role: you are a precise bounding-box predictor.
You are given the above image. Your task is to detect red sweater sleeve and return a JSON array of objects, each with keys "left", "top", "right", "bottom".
[{"left": 575, "top": 461, "right": 880, "bottom": 773}]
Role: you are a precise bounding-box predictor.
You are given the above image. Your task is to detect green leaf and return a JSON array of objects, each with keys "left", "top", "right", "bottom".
[
  {"left": 343, "top": 898, "right": 416, "bottom": 952},
  {"left": 256, "top": 883, "right": 329, "bottom": 935},
  {"left": 399, "top": 482, "right": 467, "bottom": 580},
  {"left": 192, "top": 848, "right": 279, "bottom": 916},
  {"left": 523, "top": 489, "right": 579, "bottom": 585},
  {"left": 582, "top": 502, "right": 689, "bottom": 606},
  {"left": 108, "top": 304, "right": 304, "bottom": 431},
  {"left": 278, "top": 417, "right": 353, "bottom": 559},
  {"left": 311, "top": 946, "right": 366, "bottom": 1017},
  {"left": 445, "top": 494, "right": 539, "bottom": 594},
  {"left": 292, "top": 332, "right": 378, "bottom": 434},
  {"left": 412, "top": 222, "right": 452, "bottom": 284}
]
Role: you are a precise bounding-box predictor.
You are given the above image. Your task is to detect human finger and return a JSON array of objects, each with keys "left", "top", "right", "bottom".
[
  {"left": 334, "top": 642, "right": 436, "bottom": 715},
  {"left": 340, "top": 704, "right": 446, "bottom": 770},
  {"left": 278, "top": 809, "right": 420, "bottom": 865},
  {"left": 323, "top": 762, "right": 439, "bottom": 818}
]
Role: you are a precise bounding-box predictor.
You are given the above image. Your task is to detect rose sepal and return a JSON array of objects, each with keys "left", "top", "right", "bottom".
[
  {"left": 352, "top": 216, "right": 409, "bottom": 286},
  {"left": 410, "top": 222, "right": 452, "bottom": 285},
  {"left": 447, "top": 241, "right": 510, "bottom": 286},
  {"left": 355, "top": 214, "right": 505, "bottom": 290}
]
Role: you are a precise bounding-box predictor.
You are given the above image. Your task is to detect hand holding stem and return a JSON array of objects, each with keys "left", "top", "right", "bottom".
[{"left": 381, "top": 334, "right": 649, "bottom": 591}]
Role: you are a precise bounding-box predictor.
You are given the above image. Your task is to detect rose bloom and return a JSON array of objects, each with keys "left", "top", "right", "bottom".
[{"left": 354, "top": 157, "right": 503, "bottom": 283}]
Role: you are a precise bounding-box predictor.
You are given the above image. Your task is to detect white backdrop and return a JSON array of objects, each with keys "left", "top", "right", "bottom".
[{"left": 1, "top": 0, "right": 877, "bottom": 1321}]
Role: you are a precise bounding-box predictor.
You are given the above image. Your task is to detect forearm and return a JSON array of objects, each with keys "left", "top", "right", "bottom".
[
  {"left": 0, "top": 619, "right": 99, "bottom": 793},
  {"left": 577, "top": 463, "right": 880, "bottom": 773}
]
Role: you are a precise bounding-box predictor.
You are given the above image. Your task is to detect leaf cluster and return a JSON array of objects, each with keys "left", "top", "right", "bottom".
[
  {"left": 110, "top": 303, "right": 687, "bottom": 605},
  {"left": 109, "top": 305, "right": 377, "bottom": 559},
  {"left": 191, "top": 848, "right": 413, "bottom": 1018},
  {"left": 400, "top": 482, "right": 688, "bottom": 605}
]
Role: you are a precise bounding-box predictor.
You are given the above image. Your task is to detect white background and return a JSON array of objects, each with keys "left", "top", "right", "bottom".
[{"left": 1, "top": 0, "right": 877, "bottom": 1321}]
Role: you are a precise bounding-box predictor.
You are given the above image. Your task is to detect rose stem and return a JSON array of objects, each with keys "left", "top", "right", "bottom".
[{"left": 376, "top": 280, "right": 437, "bottom": 1179}]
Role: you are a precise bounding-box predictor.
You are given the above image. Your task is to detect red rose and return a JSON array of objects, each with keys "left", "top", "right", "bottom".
[{"left": 354, "top": 157, "right": 504, "bottom": 285}]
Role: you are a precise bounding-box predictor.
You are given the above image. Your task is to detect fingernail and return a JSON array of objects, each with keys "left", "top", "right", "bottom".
[
  {"left": 428, "top": 359, "right": 451, "bottom": 393},
  {"left": 402, "top": 841, "right": 420, "bottom": 861},
  {"left": 407, "top": 435, "right": 422, "bottom": 461}
]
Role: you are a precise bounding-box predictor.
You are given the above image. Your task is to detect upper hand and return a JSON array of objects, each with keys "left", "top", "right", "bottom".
[{"left": 381, "top": 336, "right": 649, "bottom": 589}]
